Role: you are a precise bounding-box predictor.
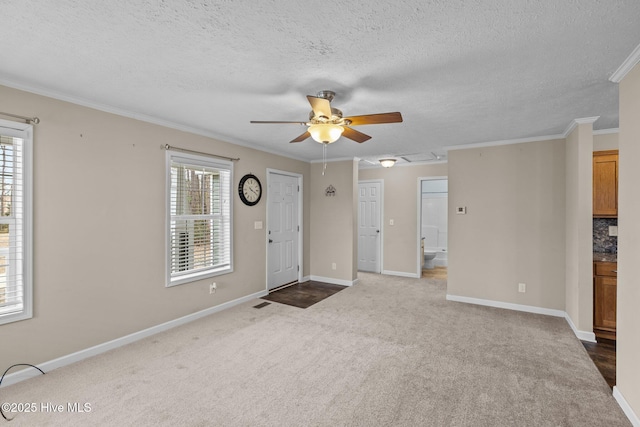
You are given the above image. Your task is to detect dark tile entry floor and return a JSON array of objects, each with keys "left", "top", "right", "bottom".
[{"left": 262, "top": 281, "right": 347, "bottom": 309}]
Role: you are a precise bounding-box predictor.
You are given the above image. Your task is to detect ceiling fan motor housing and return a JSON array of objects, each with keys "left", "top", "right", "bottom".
[
  {"left": 308, "top": 108, "right": 345, "bottom": 124},
  {"left": 250, "top": 90, "right": 402, "bottom": 144},
  {"left": 316, "top": 90, "right": 335, "bottom": 102}
]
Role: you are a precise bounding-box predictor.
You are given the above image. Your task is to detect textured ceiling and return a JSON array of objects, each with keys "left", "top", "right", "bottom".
[{"left": 1, "top": 1, "right": 639, "bottom": 163}]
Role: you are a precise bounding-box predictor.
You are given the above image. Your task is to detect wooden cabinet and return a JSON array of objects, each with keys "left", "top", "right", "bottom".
[
  {"left": 593, "top": 261, "right": 617, "bottom": 340},
  {"left": 593, "top": 150, "right": 618, "bottom": 217}
]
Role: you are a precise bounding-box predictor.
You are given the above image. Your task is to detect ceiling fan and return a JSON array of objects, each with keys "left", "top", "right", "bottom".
[{"left": 250, "top": 90, "right": 403, "bottom": 144}]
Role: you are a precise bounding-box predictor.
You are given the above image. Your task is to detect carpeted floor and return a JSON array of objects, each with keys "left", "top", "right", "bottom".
[{"left": 1, "top": 273, "right": 630, "bottom": 426}]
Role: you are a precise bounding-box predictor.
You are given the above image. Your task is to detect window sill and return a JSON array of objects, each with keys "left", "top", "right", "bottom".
[
  {"left": 0, "top": 310, "right": 33, "bottom": 326},
  {"left": 166, "top": 267, "right": 233, "bottom": 288}
]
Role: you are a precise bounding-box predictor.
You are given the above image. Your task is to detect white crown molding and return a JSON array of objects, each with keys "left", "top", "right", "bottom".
[
  {"left": 395, "top": 159, "right": 447, "bottom": 168},
  {"left": 562, "top": 116, "right": 600, "bottom": 138},
  {"left": 593, "top": 128, "right": 619, "bottom": 135},
  {"left": 0, "top": 78, "right": 311, "bottom": 163},
  {"left": 446, "top": 133, "right": 565, "bottom": 151},
  {"left": 309, "top": 156, "right": 359, "bottom": 164},
  {"left": 446, "top": 117, "right": 605, "bottom": 152},
  {"left": 610, "top": 42, "right": 640, "bottom": 83},
  {"left": 359, "top": 159, "right": 448, "bottom": 169}
]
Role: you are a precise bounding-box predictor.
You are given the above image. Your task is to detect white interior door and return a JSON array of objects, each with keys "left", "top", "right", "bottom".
[
  {"left": 268, "top": 173, "right": 299, "bottom": 289},
  {"left": 358, "top": 181, "right": 381, "bottom": 273}
]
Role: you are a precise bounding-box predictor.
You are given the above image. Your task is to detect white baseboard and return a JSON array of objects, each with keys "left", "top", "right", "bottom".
[
  {"left": 564, "top": 312, "right": 596, "bottom": 342},
  {"left": 300, "top": 275, "right": 310, "bottom": 283},
  {"left": 309, "top": 275, "right": 358, "bottom": 287},
  {"left": 1, "top": 289, "right": 268, "bottom": 388},
  {"left": 614, "top": 386, "right": 640, "bottom": 427},
  {"left": 446, "top": 294, "right": 566, "bottom": 317},
  {"left": 382, "top": 270, "right": 420, "bottom": 278},
  {"left": 445, "top": 294, "right": 596, "bottom": 342}
]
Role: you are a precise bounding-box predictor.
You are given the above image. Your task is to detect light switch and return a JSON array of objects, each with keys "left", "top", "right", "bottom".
[
  {"left": 389, "top": 219, "right": 394, "bottom": 226},
  {"left": 254, "top": 221, "right": 263, "bottom": 230},
  {"left": 609, "top": 225, "right": 618, "bottom": 237}
]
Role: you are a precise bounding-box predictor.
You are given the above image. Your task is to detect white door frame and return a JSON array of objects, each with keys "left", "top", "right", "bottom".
[
  {"left": 416, "top": 176, "right": 447, "bottom": 277},
  {"left": 358, "top": 179, "right": 384, "bottom": 273},
  {"left": 266, "top": 169, "right": 304, "bottom": 290}
]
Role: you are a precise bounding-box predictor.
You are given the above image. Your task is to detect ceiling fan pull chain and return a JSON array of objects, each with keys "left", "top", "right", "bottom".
[{"left": 322, "top": 142, "right": 327, "bottom": 176}]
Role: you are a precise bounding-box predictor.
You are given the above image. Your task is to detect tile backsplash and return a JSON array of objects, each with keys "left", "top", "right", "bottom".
[{"left": 593, "top": 218, "right": 617, "bottom": 253}]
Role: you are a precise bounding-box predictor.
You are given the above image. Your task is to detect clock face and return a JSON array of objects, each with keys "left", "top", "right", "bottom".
[{"left": 239, "top": 174, "right": 262, "bottom": 206}]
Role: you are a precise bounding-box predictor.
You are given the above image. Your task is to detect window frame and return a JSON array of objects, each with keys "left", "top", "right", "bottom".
[
  {"left": 0, "top": 119, "right": 33, "bottom": 326},
  {"left": 165, "top": 150, "right": 233, "bottom": 287}
]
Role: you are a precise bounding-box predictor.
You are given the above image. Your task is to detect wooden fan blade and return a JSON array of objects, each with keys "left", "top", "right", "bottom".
[
  {"left": 342, "top": 126, "right": 372, "bottom": 143},
  {"left": 344, "top": 112, "right": 403, "bottom": 126},
  {"left": 250, "top": 121, "right": 307, "bottom": 124},
  {"left": 290, "top": 131, "right": 310, "bottom": 143},
  {"left": 306, "top": 95, "right": 332, "bottom": 119}
]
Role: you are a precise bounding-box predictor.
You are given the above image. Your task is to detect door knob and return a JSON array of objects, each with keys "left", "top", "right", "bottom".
[
  {"left": 376, "top": 230, "right": 380, "bottom": 233},
  {"left": 269, "top": 239, "right": 273, "bottom": 243}
]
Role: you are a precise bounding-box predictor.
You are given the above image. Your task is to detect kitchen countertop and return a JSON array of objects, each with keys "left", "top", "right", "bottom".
[{"left": 593, "top": 252, "right": 617, "bottom": 263}]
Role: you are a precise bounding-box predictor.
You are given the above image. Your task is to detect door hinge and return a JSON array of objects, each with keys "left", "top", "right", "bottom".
[
  {"left": 297, "top": 185, "right": 300, "bottom": 192},
  {"left": 297, "top": 225, "right": 299, "bottom": 232},
  {"left": 297, "top": 265, "right": 300, "bottom": 271}
]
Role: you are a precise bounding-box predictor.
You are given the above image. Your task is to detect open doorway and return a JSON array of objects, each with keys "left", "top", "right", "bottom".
[{"left": 418, "top": 178, "right": 448, "bottom": 279}]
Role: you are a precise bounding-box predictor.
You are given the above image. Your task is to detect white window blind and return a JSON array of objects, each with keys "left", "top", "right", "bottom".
[
  {"left": 167, "top": 152, "right": 232, "bottom": 286},
  {"left": 0, "top": 122, "right": 32, "bottom": 325}
]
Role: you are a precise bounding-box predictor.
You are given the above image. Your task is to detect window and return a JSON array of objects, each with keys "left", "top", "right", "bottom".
[
  {"left": 166, "top": 151, "right": 232, "bottom": 286},
  {"left": 0, "top": 120, "right": 32, "bottom": 325}
]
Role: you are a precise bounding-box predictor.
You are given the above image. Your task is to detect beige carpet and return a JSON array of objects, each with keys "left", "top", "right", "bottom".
[{"left": 2, "top": 273, "right": 630, "bottom": 426}]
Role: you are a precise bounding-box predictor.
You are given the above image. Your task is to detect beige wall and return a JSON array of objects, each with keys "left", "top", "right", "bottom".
[
  {"left": 359, "top": 163, "right": 448, "bottom": 275},
  {"left": 564, "top": 123, "right": 594, "bottom": 332},
  {"left": 593, "top": 132, "right": 619, "bottom": 151},
  {"left": 0, "top": 84, "right": 311, "bottom": 369},
  {"left": 617, "top": 63, "right": 640, "bottom": 417},
  {"left": 309, "top": 160, "right": 358, "bottom": 282},
  {"left": 447, "top": 140, "right": 566, "bottom": 310}
]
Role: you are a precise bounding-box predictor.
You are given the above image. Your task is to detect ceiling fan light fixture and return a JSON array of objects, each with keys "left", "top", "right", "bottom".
[
  {"left": 379, "top": 158, "right": 397, "bottom": 168},
  {"left": 308, "top": 123, "right": 344, "bottom": 144}
]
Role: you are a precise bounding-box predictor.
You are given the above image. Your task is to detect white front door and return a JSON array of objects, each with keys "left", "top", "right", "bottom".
[
  {"left": 358, "top": 181, "right": 381, "bottom": 273},
  {"left": 267, "top": 173, "right": 299, "bottom": 289}
]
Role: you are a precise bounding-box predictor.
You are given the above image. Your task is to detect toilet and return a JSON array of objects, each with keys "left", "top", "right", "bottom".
[
  {"left": 422, "top": 226, "right": 439, "bottom": 269},
  {"left": 423, "top": 250, "right": 437, "bottom": 269}
]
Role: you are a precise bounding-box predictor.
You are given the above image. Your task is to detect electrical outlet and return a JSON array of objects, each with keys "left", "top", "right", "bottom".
[
  {"left": 332, "top": 262, "right": 337, "bottom": 270},
  {"left": 209, "top": 282, "right": 217, "bottom": 294},
  {"left": 518, "top": 283, "right": 526, "bottom": 293}
]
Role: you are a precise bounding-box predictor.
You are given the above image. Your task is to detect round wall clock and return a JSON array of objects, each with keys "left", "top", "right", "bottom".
[{"left": 238, "top": 173, "right": 262, "bottom": 206}]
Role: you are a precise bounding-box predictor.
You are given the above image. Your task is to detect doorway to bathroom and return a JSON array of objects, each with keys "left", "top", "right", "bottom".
[{"left": 417, "top": 177, "right": 448, "bottom": 278}]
